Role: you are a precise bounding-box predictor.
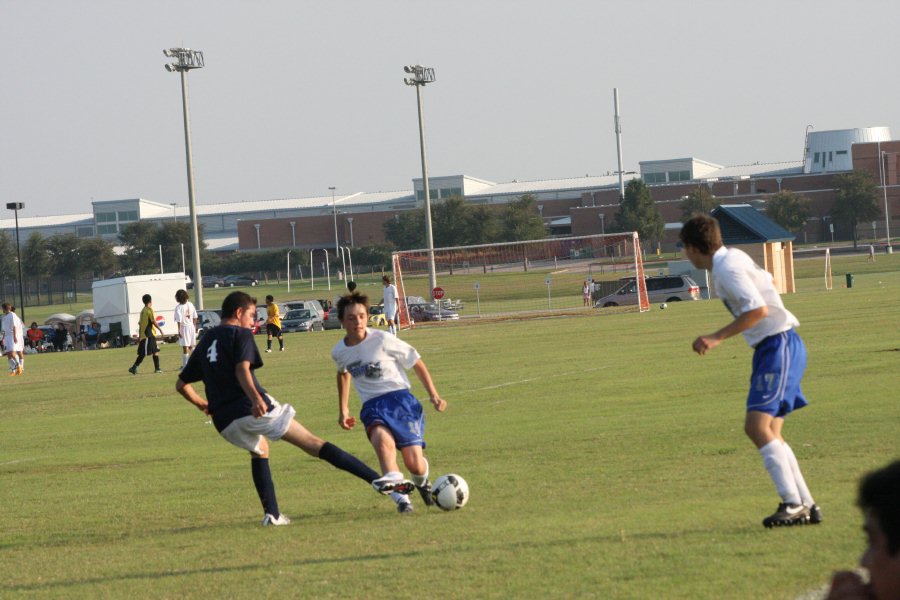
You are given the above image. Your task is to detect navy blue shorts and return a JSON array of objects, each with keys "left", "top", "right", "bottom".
[
  {"left": 747, "top": 329, "right": 808, "bottom": 417},
  {"left": 360, "top": 389, "right": 426, "bottom": 448}
]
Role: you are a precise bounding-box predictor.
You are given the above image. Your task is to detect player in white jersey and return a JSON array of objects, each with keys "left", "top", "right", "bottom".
[
  {"left": 1, "top": 303, "right": 22, "bottom": 375},
  {"left": 174, "top": 289, "right": 198, "bottom": 370},
  {"left": 681, "top": 214, "right": 819, "bottom": 528},
  {"left": 332, "top": 292, "right": 447, "bottom": 513},
  {"left": 381, "top": 275, "right": 400, "bottom": 335}
]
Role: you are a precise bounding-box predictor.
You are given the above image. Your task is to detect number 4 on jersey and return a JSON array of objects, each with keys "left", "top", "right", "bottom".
[{"left": 206, "top": 339, "right": 219, "bottom": 363}]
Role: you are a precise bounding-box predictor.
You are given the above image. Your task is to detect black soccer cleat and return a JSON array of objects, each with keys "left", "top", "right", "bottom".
[
  {"left": 397, "top": 500, "right": 414, "bottom": 514},
  {"left": 762, "top": 502, "right": 811, "bottom": 528},
  {"left": 808, "top": 503, "right": 823, "bottom": 524},
  {"left": 417, "top": 481, "right": 435, "bottom": 507},
  {"left": 128, "top": 366, "right": 137, "bottom": 375}
]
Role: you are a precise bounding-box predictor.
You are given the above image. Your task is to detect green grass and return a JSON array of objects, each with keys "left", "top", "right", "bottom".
[{"left": 2, "top": 257, "right": 899, "bottom": 598}]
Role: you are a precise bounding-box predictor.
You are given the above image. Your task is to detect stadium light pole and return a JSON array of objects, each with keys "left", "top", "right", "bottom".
[
  {"left": 170, "top": 202, "right": 177, "bottom": 221},
  {"left": 330, "top": 186, "right": 339, "bottom": 260},
  {"left": 164, "top": 47, "right": 205, "bottom": 309},
  {"left": 880, "top": 150, "right": 894, "bottom": 254},
  {"left": 289, "top": 221, "right": 296, "bottom": 248},
  {"left": 404, "top": 64, "right": 438, "bottom": 293},
  {"left": 347, "top": 217, "right": 354, "bottom": 247},
  {"left": 6, "top": 202, "right": 25, "bottom": 321}
]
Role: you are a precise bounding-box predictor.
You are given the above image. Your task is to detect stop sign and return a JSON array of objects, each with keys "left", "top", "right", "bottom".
[{"left": 432, "top": 286, "right": 445, "bottom": 300}]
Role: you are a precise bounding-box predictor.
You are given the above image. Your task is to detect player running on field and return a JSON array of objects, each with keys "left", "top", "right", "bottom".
[
  {"left": 264, "top": 295, "right": 284, "bottom": 353},
  {"left": 175, "top": 291, "right": 412, "bottom": 526},
  {"left": 680, "top": 214, "right": 820, "bottom": 528},
  {"left": 332, "top": 292, "right": 447, "bottom": 514}
]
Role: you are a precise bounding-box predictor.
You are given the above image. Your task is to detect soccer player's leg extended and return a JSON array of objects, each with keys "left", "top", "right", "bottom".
[{"left": 280, "top": 420, "right": 380, "bottom": 483}]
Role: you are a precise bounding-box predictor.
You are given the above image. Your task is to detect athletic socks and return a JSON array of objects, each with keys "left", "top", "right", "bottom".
[
  {"left": 152, "top": 355, "right": 160, "bottom": 371},
  {"left": 759, "top": 440, "right": 801, "bottom": 505},
  {"left": 267, "top": 339, "right": 272, "bottom": 351},
  {"left": 318, "top": 441, "right": 381, "bottom": 482},
  {"left": 132, "top": 355, "right": 145, "bottom": 369},
  {"left": 390, "top": 491, "right": 409, "bottom": 504},
  {"left": 251, "top": 457, "right": 281, "bottom": 518},
  {"left": 782, "top": 442, "right": 815, "bottom": 507},
  {"left": 181, "top": 354, "right": 189, "bottom": 369},
  {"left": 278, "top": 338, "right": 284, "bottom": 350},
  {"left": 410, "top": 458, "right": 429, "bottom": 487}
]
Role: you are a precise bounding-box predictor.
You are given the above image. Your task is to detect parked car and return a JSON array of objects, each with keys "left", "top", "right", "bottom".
[
  {"left": 223, "top": 275, "right": 258, "bottom": 287},
  {"left": 196, "top": 310, "right": 221, "bottom": 338},
  {"left": 594, "top": 274, "right": 701, "bottom": 307},
  {"left": 368, "top": 305, "right": 387, "bottom": 327},
  {"left": 408, "top": 302, "right": 460, "bottom": 322},
  {"left": 283, "top": 300, "right": 325, "bottom": 321},
  {"left": 201, "top": 275, "right": 225, "bottom": 288},
  {"left": 323, "top": 307, "right": 342, "bottom": 330},
  {"left": 281, "top": 309, "right": 324, "bottom": 333}
]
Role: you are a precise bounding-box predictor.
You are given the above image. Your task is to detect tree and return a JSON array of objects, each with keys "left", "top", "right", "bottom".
[
  {"left": 765, "top": 190, "right": 811, "bottom": 233},
  {"left": 80, "top": 238, "right": 118, "bottom": 278},
  {"left": 383, "top": 211, "right": 426, "bottom": 250},
  {"left": 613, "top": 179, "right": 664, "bottom": 249},
  {"left": 431, "top": 197, "right": 474, "bottom": 247},
  {"left": 680, "top": 187, "right": 719, "bottom": 219},
  {"left": 119, "top": 220, "right": 206, "bottom": 275},
  {"left": 499, "top": 194, "right": 546, "bottom": 242},
  {"left": 22, "top": 232, "right": 50, "bottom": 304},
  {"left": 832, "top": 170, "right": 880, "bottom": 248}
]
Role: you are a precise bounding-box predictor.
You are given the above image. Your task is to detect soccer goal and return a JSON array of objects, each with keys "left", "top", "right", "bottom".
[{"left": 392, "top": 232, "right": 650, "bottom": 327}]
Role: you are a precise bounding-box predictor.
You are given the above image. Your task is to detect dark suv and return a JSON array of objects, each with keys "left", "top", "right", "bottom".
[{"left": 594, "top": 275, "right": 700, "bottom": 307}]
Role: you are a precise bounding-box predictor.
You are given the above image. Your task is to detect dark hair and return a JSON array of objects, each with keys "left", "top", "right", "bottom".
[
  {"left": 142, "top": 294, "right": 152, "bottom": 305},
  {"left": 30, "top": 322, "right": 38, "bottom": 328},
  {"left": 1, "top": 303, "right": 9, "bottom": 311},
  {"left": 347, "top": 281, "right": 357, "bottom": 292},
  {"left": 222, "top": 291, "right": 257, "bottom": 319},
  {"left": 265, "top": 295, "right": 274, "bottom": 303},
  {"left": 859, "top": 460, "right": 900, "bottom": 556},
  {"left": 382, "top": 275, "right": 391, "bottom": 284},
  {"left": 175, "top": 289, "right": 189, "bottom": 303},
  {"left": 336, "top": 292, "right": 369, "bottom": 320},
  {"left": 679, "top": 214, "right": 723, "bottom": 255}
]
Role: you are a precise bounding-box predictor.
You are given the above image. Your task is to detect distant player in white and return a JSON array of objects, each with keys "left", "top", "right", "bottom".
[
  {"left": 382, "top": 275, "right": 400, "bottom": 335},
  {"left": 1, "top": 303, "right": 22, "bottom": 375},
  {"left": 332, "top": 292, "right": 447, "bottom": 514},
  {"left": 11, "top": 307, "right": 25, "bottom": 372},
  {"left": 681, "top": 214, "right": 819, "bottom": 528},
  {"left": 174, "top": 289, "right": 198, "bottom": 370}
]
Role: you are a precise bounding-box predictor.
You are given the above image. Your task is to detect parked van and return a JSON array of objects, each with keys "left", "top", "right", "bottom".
[{"left": 594, "top": 275, "right": 701, "bottom": 307}]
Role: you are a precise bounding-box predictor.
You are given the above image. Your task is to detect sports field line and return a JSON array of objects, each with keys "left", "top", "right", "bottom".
[
  {"left": 0, "top": 457, "right": 42, "bottom": 466},
  {"left": 473, "top": 366, "right": 606, "bottom": 393}
]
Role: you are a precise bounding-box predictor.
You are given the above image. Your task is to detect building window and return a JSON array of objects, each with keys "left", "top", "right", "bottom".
[
  {"left": 77, "top": 226, "right": 94, "bottom": 237},
  {"left": 440, "top": 188, "right": 453, "bottom": 199},
  {"left": 451, "top": 187, "right": 462, "bottom": 197},
  {"left": 828, "top": 152, "right": 833, "bottom": 163},
  {"left": 118, "top": 210, "right": 138, "bottom": 221},
  {"left": 96, "top": 212, "right": 116, "bottom": 223},
  {"left": 644, "top": 173, "right": 665, "bottom": 184},
  {"left": 97, "top": 224, "right": 118, "bottom": 234},
  {"left": 836, "top": 150, "right": 848, "bottom": 155},
  {"left": 813, "top": 152, "right": 820, "bottom": 164},
  {"left": 668, "top": 170, "right": 691, "bottom": 182}
]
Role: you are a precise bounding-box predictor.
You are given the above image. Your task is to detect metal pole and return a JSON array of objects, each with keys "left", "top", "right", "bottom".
[
  {"left": 880, "top": 150, "right": 894, "bottom": 253},
  {"left": 12, "top": 207, "right": 24, "bottom": 320},
  {"left": 614, "top": 88, "right": 625, "bottom": 202},
  {"left": 347, "top": 217, "right": 354, "bottom": 247},
  {"left": 339, "top": 246, "right": 347, "bottom": 281},
  {"left": 287, "top": 251, "right": 291, "bottom": 293},
  {"left": 325, "top": 249, "right": 331, "bottom": 291},
  {"left": 159, "top": 244, "right": 164, "bottom": 274},
  {"left": 414, "top": 83, "right": 438, "bottom": 293},
  {"left": 344, "top": 246, "right": 354, "bottom": 282},
  {"left": 181, "top": 243, "right": 186, "bottom": 274},
  {"left": 330, "top": 187, "right": 339, "bottom": 260},
  {"left": 310, "top": 250, "right": 315, "bottom": 290},
  {"left": 179, "top": 69, "right": 204, "bottom": 310}
]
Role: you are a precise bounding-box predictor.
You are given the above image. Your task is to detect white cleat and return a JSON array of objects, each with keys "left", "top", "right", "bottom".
[{"left": 262, "top": 513, "right": 291, "bottom": 526}]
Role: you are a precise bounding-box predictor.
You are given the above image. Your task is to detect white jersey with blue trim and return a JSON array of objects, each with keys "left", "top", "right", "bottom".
[
  {"left": 332, "top": 328, "right": 420, "bottom": 403},
  {"left": 712, "top": 246, "right": 799, "bottom": 347}
]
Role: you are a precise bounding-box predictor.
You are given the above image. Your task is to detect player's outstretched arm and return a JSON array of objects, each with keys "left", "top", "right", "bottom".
[
  {"left": 412, "top": 359, "right": 446, "bottom": 412},
  {"left": 692, "top": 306, "right": 768, "bottom": 355},
  {"left": 234, "top": 361, "right": 267, "bottom": 418},
  {"left": 336, "top": 371, "right": 356, "bottom": 429},
  {"left": 175, "top": 379, "right": 209, "bottom": 414}
]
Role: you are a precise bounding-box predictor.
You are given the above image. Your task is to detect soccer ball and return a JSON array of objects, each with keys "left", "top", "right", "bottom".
[
  {"left": 431, "top": 474, "right": 469, "bottom": 511},
  {"left": 660, "top": 303, "right": 668, "bottom": 310}
]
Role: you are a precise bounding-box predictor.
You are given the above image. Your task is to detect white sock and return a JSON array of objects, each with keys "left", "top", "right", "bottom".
[
  {"left": 390, "top": 492, "right": 409, "bottom": 504},
  {"left": 182, "top": 354, "right": 189, "bottom": 368},
  {"left": 388, "top": 324, "right": 395, "bottom": 335},
  {"left": 759, "top": 440, "right": 801, "bottom": 505},
  {"left": 8, "top": 357, "right": 16, "bottom": 371},
  {"left": 411, "top": 458, "right": 429, "bottom": 487},
  {"left": 782, "top": 442, "right": 815, "bottom": 506}
]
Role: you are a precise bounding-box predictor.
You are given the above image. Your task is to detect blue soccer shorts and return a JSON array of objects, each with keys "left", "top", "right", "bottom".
[
  {"left": 360, "top": 389, "right": 426, "bottom": 448},
  {"left": 746, "top": 329, "right": 808, "bottom": 417}
]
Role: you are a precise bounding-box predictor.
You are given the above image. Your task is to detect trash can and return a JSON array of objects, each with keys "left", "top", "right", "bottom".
[{"left": 846, "top": 273, "right": 854, "bottom": 288}]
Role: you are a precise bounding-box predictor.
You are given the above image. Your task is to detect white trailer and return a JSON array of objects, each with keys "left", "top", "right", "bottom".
[{"left": 92, "top": 273, "right": 188, "bottom": 343}]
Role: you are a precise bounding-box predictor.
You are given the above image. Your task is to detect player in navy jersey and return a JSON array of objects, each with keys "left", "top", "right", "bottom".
[
  {"left": 332, "top": 292, "right": 447, "bottom": 514},
  {"left": 175, "top": 291, "right": 412, "bottom": 526},
  {"left": 681, "top": 214, "right": 820, "bottom": 528}
]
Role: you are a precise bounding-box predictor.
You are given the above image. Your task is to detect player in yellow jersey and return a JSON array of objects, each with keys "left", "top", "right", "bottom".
[
  {"left": 265, "top": 295, "right": 284, "bottom": 353},
  {"left": 129, "top": 294, "right": 165, "bottom": 374}
]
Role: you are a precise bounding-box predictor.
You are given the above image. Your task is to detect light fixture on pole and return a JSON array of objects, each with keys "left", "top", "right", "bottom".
[
  {"left": 170, "top": 202, "right": 177, "bottom": 221},
  {"left": 329, "top": 187, "right": 339, "bottom": 261},
  {"left": 599, "top": 213, "right": 605, "bottom": 235},
  {"left": 346, "top": 217, "right": 354, "bottom": 247},
  {"left": 164, "top": 46, "right": 205, "bottom": 309},
  {"left": 254, "top": 223, "right": 261, "bottom": 249},
  {"left": 289, "top": 221, "right": 296, "bottom": 248},
  {"left": 404, "top": 64, "right": 438, "bottom": 294},
  {"left": 6, "top": 202, "right": 25, "bottom": 321}
]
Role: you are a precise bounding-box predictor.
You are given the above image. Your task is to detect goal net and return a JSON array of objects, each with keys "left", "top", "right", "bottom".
[{"left": 392, "top": 232, "right": 650, "bottom": 328}]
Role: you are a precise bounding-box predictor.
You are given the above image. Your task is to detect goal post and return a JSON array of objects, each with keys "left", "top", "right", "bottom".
[{"left": 392, "top": 232, "right": 651, "bottom": 327}]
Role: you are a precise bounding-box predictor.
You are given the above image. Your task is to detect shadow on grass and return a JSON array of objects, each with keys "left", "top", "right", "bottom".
[{"left": 4, "top": 526, "right": 748, "bottom": 592}]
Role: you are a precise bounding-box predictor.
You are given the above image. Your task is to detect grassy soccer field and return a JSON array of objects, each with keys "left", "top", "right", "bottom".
[{"left": 1, "top": 253, "right": 898, "bottom": 599}]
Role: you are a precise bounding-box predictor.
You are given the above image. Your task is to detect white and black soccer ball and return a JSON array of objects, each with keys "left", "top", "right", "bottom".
[
  {"left": 660, "top": 303, "right": 668, "bottom": 310},
  {"left": 431, "top": 474, "right": 469, "bottom": 511}
]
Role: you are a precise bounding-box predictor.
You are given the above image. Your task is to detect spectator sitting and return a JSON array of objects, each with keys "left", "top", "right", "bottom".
[
  {"left": 54, "top": 323, "right": 68, "bottom": 352},
  {"left": 26, "top": 322, "right": 44, "bottom": 352}
]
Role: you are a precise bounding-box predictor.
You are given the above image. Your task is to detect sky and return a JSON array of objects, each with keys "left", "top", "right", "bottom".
[{"left": 2, "top": 0, "right": 899, "bottom": 219}]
